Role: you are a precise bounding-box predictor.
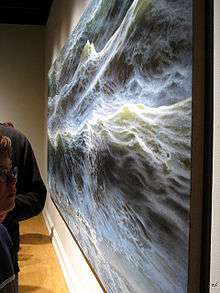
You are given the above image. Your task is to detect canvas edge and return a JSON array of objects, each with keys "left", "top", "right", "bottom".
[{"left": 188, "top": 0, "right": 213, "bottom": 292}]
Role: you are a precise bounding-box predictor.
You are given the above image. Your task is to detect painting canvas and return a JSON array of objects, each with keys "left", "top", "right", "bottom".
[{"left": 48, "top": 0, "right": 192, "bottom": 292}]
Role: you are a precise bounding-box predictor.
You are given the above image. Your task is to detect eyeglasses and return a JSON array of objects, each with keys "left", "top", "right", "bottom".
[{"left": 0, "top": 167, "right": 17, "bottom": 184}]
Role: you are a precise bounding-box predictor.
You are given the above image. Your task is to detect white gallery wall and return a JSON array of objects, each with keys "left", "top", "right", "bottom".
[
  {"left": 0, "top": 24, "right": 46, "bottom": 179},
  {"left": 210, "top": 0, "right": 220, "bottom": 291},
  {"left": 44, "top": 0, "right": 103, "bottom": 292}
]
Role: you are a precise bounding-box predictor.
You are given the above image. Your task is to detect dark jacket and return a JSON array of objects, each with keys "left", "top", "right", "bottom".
[
  {"left": 0, "top": 124, "right": 47, "bottom": 273},
  {"left": 0, "top": 224, "right": 16, "bottom": 292}
]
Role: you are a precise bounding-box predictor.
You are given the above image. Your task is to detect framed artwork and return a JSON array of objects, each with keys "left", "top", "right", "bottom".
[{"left": 48, "top": 0, "right": 212, "bottom": 292}]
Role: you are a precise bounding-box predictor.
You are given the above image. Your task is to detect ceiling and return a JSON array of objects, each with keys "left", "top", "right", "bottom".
[{"left": 0, "top": 1, "right": 53, "bottom": 25}]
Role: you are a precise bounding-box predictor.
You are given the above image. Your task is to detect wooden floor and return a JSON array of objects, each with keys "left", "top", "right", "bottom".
[{"left": 18, "top": 214, "right": 68, "bottom": 293}]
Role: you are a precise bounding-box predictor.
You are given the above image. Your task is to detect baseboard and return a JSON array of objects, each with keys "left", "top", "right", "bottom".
[
  {"left": 42, "top": 208, "right": 53, "bottom": 234},
  {"left": 42, "top": 210, "right": 77, "bottom": 293},
  {"left": 42, "top": 199, "right": 103, "bottom": 293}
]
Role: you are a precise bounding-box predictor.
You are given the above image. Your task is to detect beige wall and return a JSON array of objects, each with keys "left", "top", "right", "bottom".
[
  {"left": 210, "top": 0, "right": 220, "bottom": 291},
  {"left": 44, "top": 0, "right": 103, "bottom": 292},
  {"left": 0, "top": 24, "right": 46, "bottom": 179}
]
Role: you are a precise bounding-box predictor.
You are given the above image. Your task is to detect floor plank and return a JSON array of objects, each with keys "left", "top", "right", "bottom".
[{"left": 18, "top": 214, "right": 68, "bottom": 292}]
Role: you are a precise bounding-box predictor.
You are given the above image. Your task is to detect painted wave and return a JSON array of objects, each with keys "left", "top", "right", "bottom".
[{"left": 48, "top": 0, "right": 192, "bottom": 292}]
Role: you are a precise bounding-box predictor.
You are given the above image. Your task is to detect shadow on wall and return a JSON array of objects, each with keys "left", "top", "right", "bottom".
[{"left": 46, "top": 0, "right": 89, "bottom": 70}]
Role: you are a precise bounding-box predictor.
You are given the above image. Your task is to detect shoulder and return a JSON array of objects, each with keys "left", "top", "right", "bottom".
[
  {"left": 0, "top": 225, "right": 15, "bottom": 291},
  {"left": 0, "top": 125, "right": 33, "bottom": 157},
  {"left": 0, "top": 224, "right": 10, "bottom": 241},
  {"left": 0, "top": 224, "right": 13, "bottom": 249},
  {"left": 0, "top": 224, "right": 15, "bottom": 267},
  {"left": 0, "top": 124, "right": 27, "bottom": 143}
]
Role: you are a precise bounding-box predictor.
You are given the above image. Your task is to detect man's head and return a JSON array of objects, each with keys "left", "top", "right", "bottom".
[{"left": 0, "top": 135, "right": 16, "bottom": 223}]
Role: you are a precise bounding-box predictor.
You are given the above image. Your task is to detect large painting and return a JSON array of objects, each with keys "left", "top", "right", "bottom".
[{"left": 48, "top": 0, "right": 192, "bottom": 292}]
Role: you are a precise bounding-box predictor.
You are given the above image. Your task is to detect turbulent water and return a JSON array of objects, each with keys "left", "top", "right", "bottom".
[{"left": 48, "top": 0, "right": 192, "bottom": 292}]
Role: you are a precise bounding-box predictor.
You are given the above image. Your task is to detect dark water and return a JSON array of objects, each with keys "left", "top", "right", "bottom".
[{"left": 48, "top": 0, "right": 192, "bottom": 292}]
